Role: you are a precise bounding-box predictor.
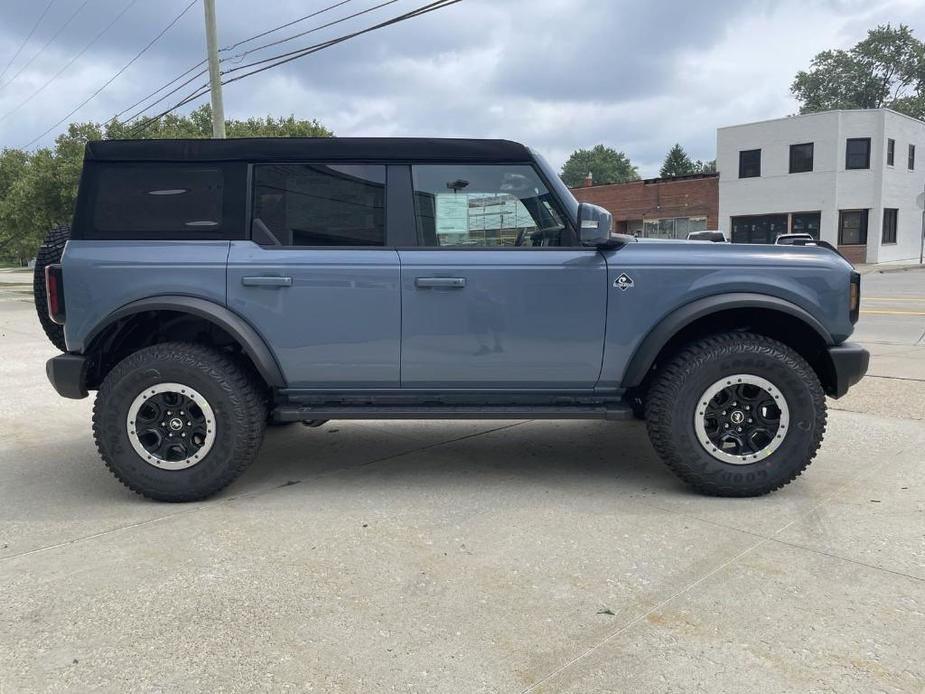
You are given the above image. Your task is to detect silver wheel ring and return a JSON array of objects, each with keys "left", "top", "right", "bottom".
[
  {"left": 126, "top": 382, "right": 216, "bottom": 470},
  {"left": 693, "top": 374, "right": 790, "bottom": 465}
]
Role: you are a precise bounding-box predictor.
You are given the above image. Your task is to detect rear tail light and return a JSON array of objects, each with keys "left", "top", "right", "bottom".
[
  {"left": 849, "top": 271, "right": 861, "bottom": 323},
  {"left": 45, "top": 264, "right": 66, "bottom": 325}
]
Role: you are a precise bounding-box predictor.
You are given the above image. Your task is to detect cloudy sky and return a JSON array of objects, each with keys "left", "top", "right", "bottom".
[{"left": 1, "top": 0, "right": 923, "bottom": 176}]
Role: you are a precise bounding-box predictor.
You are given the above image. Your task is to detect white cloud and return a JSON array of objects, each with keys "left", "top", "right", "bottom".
[{"left": 0, "top": 0, "right": 923, "bottom": 176}]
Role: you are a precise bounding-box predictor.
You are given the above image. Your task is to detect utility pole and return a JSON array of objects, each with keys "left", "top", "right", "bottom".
[{"left": 203, "top": 0, "right": 225, "bottom": 138}]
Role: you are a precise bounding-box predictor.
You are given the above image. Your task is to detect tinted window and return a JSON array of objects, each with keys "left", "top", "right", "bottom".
[
  {"left": 845, "top": 138, "right": 870, "bottom": 170},
  {"left": 909, "top": 144, "right": 916, "bottom": 170},
  {"left": 887, "top": 138, "right": 895, "bottom": 166},
  {"left": 411, "top": 165, "right": 569, "bottom": 247},
  {"left": 838, "top": 209, "right": 868, "bottom": 245},
  {"left": 730, "top": 214, "right": 788, "bottom": 244},
  {"left": 252, "top": 164, "right": 385, "bottom": 247},
  {"left": 789, "top": 143, "right": 813, "bottom": 173},
  {"left": 93, "top": 165, "right": 223, "bottom": 233},
  {"left": 882, "top": 208, "right": 898, "bottom": 244},
  {"left": 791, "top": 212, "right": 821, "bottom": 238},
  {"left": 738, "top": 149, "right": 761, "bottom": 178}
]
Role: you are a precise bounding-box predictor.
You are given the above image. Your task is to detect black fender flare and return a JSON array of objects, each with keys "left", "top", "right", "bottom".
[
  {"left": 620, "top": 293, "right": 834, "bottom": 388},
  {"left": 84, "top": 295, "right": 286, "bottom": 388}
]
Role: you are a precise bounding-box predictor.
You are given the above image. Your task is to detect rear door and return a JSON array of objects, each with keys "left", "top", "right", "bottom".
[
  {"left": 227, "top": 163, "right": 400, "bottom": 388},
  {"left": 397, "top": 163, "right": 607, "bottom": 389}
]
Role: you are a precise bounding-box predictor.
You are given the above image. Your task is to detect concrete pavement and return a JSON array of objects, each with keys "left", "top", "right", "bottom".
[{"left": 0, "top": 271, "right": 922, "bottom": 693}]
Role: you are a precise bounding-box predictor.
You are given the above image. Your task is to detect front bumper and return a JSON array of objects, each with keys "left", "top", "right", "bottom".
[
  {"left": 826, "top": 342, "right": 869, "bottom": 398},
  {"left": 46, "top": 353, "right": 89, "bottom": 399}
]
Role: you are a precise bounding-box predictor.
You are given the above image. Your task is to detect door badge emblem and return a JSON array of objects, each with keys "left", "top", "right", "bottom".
[{"left": 613, "top": 273, "right": 634, "bottom": 291}]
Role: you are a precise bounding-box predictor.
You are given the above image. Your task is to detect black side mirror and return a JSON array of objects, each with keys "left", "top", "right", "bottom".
[{"left": 578, "top": 202, "right": 613, "bottom": 246}]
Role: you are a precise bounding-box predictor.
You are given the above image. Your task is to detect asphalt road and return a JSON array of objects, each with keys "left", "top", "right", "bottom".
[{"left": 0, "top": 268, "right": 922, "bottom": 693}]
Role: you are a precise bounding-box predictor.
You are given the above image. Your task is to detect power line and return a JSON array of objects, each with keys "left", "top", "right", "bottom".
[
  {"left": 220, "top": 0, "right": 354, "bottom": 54},
  {"left": 110, "top": 0, "right": 358, "bottom": 128},
  {"left": 0, "top": 0, "right": 91, "bottom": 92},
  {"left": 128, "top": 0, "right": 463, "bottom": 138},
  {"left": 105, "top": 60, "right": 206, "bottom": 126},
  {"left": 224, "top": 0, "right": 461, "bottom": 80},
  {"left": 0, "top": 0, "right": 140, "bottom": 125},
  {"left": 0, "top": 0, "right": 58, "bottom": 85},
  {"left": 21, "top": 0, "right": 198, "bottom": 149},
  {"left": 220, "top": 0, "right": 397, "bottom": 66}
]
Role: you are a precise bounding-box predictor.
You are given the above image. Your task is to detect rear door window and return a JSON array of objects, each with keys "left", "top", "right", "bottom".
[
  {"left": 92, "top": 165, "right": 223, "bottom": 234},
  {"left": 252, "top": 164, "right": 386, "bottom": 247}
]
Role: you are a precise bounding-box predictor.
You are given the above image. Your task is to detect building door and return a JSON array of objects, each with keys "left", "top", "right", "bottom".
[
  {"left": 837, "top": 209, "right": 869, "bottom": 264},
  {"left": 730, "top": 214, "right": 788, "bottom": 244}
]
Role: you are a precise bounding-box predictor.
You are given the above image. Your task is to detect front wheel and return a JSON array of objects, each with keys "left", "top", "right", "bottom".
[
  {"left": 645, "top": 332, "right": 826, "bottom": 497},
  {"left": 93, "top": 343, "right": 267, "bottom": 502}
]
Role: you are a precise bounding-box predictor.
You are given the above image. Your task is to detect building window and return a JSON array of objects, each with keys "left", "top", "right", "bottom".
[
  {"left": 642, "top": 216, "right": 707, "bottom": 239},
  {"left": 838, "top": 209, "right": 868, "bottom": 245},
  {"left": 789, "top": 143, "right": 814, "bottom": 173},
  {"left": 738, "top": 149, "right": 761, "bottom": 178},
  {"left": 887, "top": 139, "right": 895, "bottom": 166},
  {"left": 252, "top": 163, "right": 386, "bottom": 247},
  {"left": 909, "top": 144, "right": 916, "bottom": 170},
  {"left": 730, "top": 214, "right": 788, "bottom": 244},
  {"left": 882, "top": 208, "right": 898, "bottom": 244},
  {"left": 791, "top": 212, "right": 821, "bottom": 238},
  {"left": 845, "top": 138, "right": 871, "bottom": 170}
]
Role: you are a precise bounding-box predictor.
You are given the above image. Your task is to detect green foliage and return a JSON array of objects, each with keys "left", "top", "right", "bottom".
[
  {"left": 659, "top": 145, "right": 715, "bottom": 178},
  {"left": 792, "top": 24, "right": 925, "bottom": 119},
  {"left": 560, "top": 144, "right": 639, "bottom": 187},
  {"left": 0, "top": 105, "right": 332, "bottom": 264},
  {"left": 659, "top": 143, "right": 697, "bottom": 177}
]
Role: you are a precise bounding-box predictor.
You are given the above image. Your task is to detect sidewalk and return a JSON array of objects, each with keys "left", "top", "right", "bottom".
[{"left": 855, "top": 261, "right": 924, "bottom": 275}]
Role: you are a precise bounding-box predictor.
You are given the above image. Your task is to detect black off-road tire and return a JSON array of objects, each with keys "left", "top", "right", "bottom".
[
  {"left": 33, "top": 224, "right": 70, "bottom": 352},
  {"left": 93, "top": 342, "right": 267, "bottom": 502},
  {"left": 645, "top": 332, "right": 827, "bottom": 497}
]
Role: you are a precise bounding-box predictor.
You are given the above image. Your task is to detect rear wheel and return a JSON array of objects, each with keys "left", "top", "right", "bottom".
[
  {"left": 645, "top": 332, "right": 826, "bottom": 496},
  {"left": 93, "top": 342, "right": 267, "bottom": 502},
  {"left": 33, "top": 224, "right": 70, "bottom": 351}
]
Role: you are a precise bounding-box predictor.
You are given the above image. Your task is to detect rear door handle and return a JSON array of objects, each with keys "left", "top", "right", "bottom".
[
  {"left": 241, "top": 276, "right": 292, "bottom": 287},
  {"left": 415, "top": 277, "right": 466, "bottom": 289}
]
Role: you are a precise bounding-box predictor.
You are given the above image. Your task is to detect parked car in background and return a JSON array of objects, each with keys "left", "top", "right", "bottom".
[
  {"left": 775, "top": 233, "right": 816, "bottom": 245},
  {"left": 37, "top": 137, "right": 868, "bottom": 502},
  {"left": 687, "top": 230, "right": 728, "bottom": 242}
]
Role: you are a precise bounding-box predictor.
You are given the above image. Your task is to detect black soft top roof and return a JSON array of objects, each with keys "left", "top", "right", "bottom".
[{"left": 83, "top": 137, "right": 533, "bottom": 164}]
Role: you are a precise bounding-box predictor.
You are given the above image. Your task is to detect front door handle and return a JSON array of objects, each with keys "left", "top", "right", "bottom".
[
  {"left": 242, "top": 276, "right": 292, "bottom": 287},
  {"left": 415, "top": 277, "right": 466, "bottom": 289}
]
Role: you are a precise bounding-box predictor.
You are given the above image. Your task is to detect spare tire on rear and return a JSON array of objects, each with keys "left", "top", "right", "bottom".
[{"left": 33, "top": 224, "right": 70, "bottom": 352}]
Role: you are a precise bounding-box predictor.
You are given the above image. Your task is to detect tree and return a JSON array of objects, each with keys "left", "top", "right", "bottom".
[
  {"left": 0, "top": 106, "right": 332, "bottom": 264},
  {"left": 697, "top": 159, "right": 717, "bottom": 174},
  {"left": 660, "top": 143, "right": 697, "bottom": 177},
  {"left": 792, "top": 24, "right": 925, "bottom": 119},
  {"left": 560, "top": 144, "right": 639, "bottom": 187}
]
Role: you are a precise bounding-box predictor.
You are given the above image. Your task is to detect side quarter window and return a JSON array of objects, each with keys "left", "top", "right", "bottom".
[
  {"left": 411, "top": 164, "right": 573, "bottom": 247},
  {"left": 252, "top": 163, "right": 386, "bottom": 247}
]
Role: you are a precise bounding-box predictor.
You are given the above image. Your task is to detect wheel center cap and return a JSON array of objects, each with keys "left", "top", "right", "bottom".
[
  {"left": 168, "top": 417, "right": 184, "bottom": 431},
  {"left": 729, "top": 410, "right": 745, "bottom": 425}
]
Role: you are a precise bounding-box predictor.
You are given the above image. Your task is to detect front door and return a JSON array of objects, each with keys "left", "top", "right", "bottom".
[
  {"left": 227, "top": 163, "right": 401, "bottom": 388},
  {"left": 398, "top": 163, "right": 607, "bottom": 389}
]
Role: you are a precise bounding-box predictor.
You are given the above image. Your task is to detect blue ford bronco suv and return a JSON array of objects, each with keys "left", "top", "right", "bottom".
[{"left": 37, "top": 137, "right": 869, "bottom": 502}]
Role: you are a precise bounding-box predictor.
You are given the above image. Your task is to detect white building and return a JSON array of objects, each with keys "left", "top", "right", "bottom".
[{"left": 717, "top": 109, "right": 925, "bottom": 264}]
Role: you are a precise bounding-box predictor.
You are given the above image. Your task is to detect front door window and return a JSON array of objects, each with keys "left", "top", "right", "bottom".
[{"left": 411, "top": 165, "right": 571, "bottom": 247}]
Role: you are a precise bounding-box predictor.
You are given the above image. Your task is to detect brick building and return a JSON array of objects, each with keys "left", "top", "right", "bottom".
[{"left": 571, "top": 173, "right": 719, "bottom": 239}]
